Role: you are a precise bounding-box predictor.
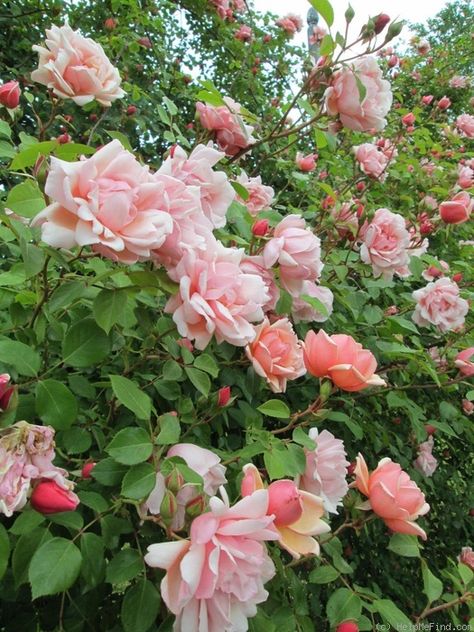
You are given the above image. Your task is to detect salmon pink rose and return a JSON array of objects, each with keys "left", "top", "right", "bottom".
[
  {"left": 325, "top": 56, "right": 392, "bottom": 132},
  {"left": 196, "top": 96, "right": 256, "bottom": 157},
  {"left": 31, "top": 24, "right": 124, "bottom": 106},
  {"left": 353, "top": 453, "right": 430, "bottom": 539},
  {"left": 455, "top": 347, "right": 474, "bottom": 376},
  {"left": 439, "top": 191, "right": 472, "bottom": 225},
  {"left": 303, "top": 330, "right": 386, "bottom": 392},
  {"left": 0, "top": 80, "right": 20, "bottom": 109},
  {"left": 354, "top": 143, "right": 389, "bottom": 180},
  {"left": 456, "top": 113, "right": 474, "bottom": 138},
  {"left": 412, "top": 278, "right": 469, "bottom": 332},
  {"left": 295, "top": 152, "right": 317, "bottom": 172},
  {"left": 245, "top": 317, "right": 305, "bottom": 393},
  {"left": 276, "top": 14, "right": 303, "bottom": 35},
  {"left": 360, "top": 208, "right": 411, "bottom": 280},
  {"left": 236, "top": 170, "right": 274, "bottom": 215}
]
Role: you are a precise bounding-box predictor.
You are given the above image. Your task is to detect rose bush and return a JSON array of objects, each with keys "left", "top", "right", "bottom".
[{"left": 0, "top": 0, "right": 472, "bottom": 631}]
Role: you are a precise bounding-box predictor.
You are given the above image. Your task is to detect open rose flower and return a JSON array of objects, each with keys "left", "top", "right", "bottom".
[
  {"left": 276, "top": 14, "right": 303, "bottom": 35},
  {"left": 240, "top": 255, "right": 279, "bottom": 312},
  {"left": 360, "top": 208, "right": 411, "bottom": 280},
  {"left": 291, "top": 282, "right": 333, "bottom": 324},
  {"left": 245, "top": 317, "right": 305, "bottom": 393},
  {"left": 412, "top": 278, "right": 469, "bottom": 332},
  {"left": 196, "top": 97, "right": 256, "bottom": 157},
  {"left": 413, "top": 436, "right": 438, "bottom": 478},
  {"left": 354, "top": 453, "right": 430, "bottom": 539},
  {"left": 439, "top": 191, "right": 472, "bottom": 225},
  {"left": 236, "top": 171, "right": 274, "bottom": 215},
  {"left": 458, "top": 164, "right": 473, "bottom": 189},
  {"left": 458, "top": 547, "right": 474, "bottom": 570},
  {"left": 456, "top": 114, "right": 474, "bottom": 138},
  {"left": 31, "top": 23, "right": 124, "bottom": 106},
  {"left": 325, "top": 56, "right": 393, "bottom": 132},
  {"left": 145, "top": 488, "right": 278, "bottom": 632},
  {"left": 303, "top": 330, "right": 386, "bottom": 392},
  {"left": 455, "top": 347, "right": 474, "bottom": 377},
  {"left": 354, "top": 143, "right": 389, "bottom": 180},
  {"left": 296, "top": 152, "right": 317, "bottom": 172}
]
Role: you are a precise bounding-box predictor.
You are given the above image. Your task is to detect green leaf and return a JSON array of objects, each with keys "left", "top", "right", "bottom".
[
  {"left": 326, "top": 588, "right": 361, "bottom": 625},
  {"left": 12, "top": 527, "right": 52, "bottom": 588},
  {"left": 0, "top": 524, "right": 10, "bottom": 580},
  {"left": 373, "top": 599, "right": 412, "bottom": 627},
  {"left": 314, "top": 128, "right": 328, "bottom": 149},
  {"left": 35, "top": 379, "right": 78, "bottom": 430},
  {"left": 309, "top": 565, "right": 340, "bottom": 584},
  {"left": 49, "top": 281, "right": 86, "bottom": 312},
  {"left": 231, "top": 180, "right": 250, "bottom": 200},
  {"left": 121, "top": 463, "right": 156, "bottom": 500},
  {"left": 9, "top": 509, "right": 45, "bottom": 535},
  {"left": 0, "top": 339, "right": 40, "bottom": 376},
  {"left": 156, "top": 413, "right": 181, "bottom": 445},
  {"left": 162, "top": 359, "right": 183, "bottom": 381},
  {"left": 121, "top": 579, "right": 160, "bottom": 632},
  {"left": 10, "top": 140, "right": 57, "bottom": 170},
  {"left": 109, "top": 375, "right": 152, "bottom": 421},
  {"left": 29, "top": 537, "right": 82, "bottom": 599},
  {"left": 193, "top": 353, "right": 219, "bottom": 378},
  {"left": 388, "top": 534, "right": 420, "bottom": 558},
  {"left": 319, "top": 33, "right": 335, "bottom": 56},
  {"left": 184, "top": 367, "right": 211, "bottom": 397},
  {"left": 105, "top": 130, "right": 133, "bottom": 151},
  {"left": 275, "top": 289, "right": 293, "bottom": 315},
  {"left": 92, "top": 458, "right": 129, "bottom": 486},
  {"left": 48, "top": 511, "right": 83, "bottom": 531},
  {"left": 20, "top": 238, "right": 45, "bottom": 278},
  {"left": 422, "top": 560, "right": 443, "bottom": 604},
  {"left": 301, "top": 293, "right": 329, "bottom": 317},
  {"left": 93, "top": 289, "right": 128, "bottom": 333},
  {"left": 106, "top": 427, "right": 153, "bottom": 465},
  {"left": 62, "top": 318, "right": 110, "bottom": 367},
  {"left": 0, "top": 120, "right": 12, "bottom": 139},
  {"left": 80, "top": 533, "right": 105, "bottom": 588},
  {"left": 78, "top": 491, "right": 109, "bottom": 513},
  {"left": 257, "top": 400, "right": 290, "bottom": 419},
  {"left": 53, "top": 143, "right": 96, "bottom": 161},
  {"left": 309, "top": 0, "right": 334, "bottom": 26},
  {"left": 354, "top": 72, "right": 367, "bottom": 103},
  {"left": 106, "top": 548, "right": 143, "bottom": 585},
  {"left": 292, "top": 427, "right": 316, "bottom": 450}
]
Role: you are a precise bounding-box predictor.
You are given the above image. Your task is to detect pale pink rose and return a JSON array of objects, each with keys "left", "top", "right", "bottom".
[
  {"left": 324, "top": 56, "right": 393, "bottom": 132},
  {"left": 354, "top": 143, "right": 389, "bottom": 180},
  {"left": 236, "top": 171, "right": 274, "bottom": 215},
  {"left": 241, "top": 465, "right": 330, "bottom": 559},
  {"left": 360, "top": 208, "right": 411, "bottom": 280},
  {"left": 458, "top": 164, "right": 474, "bottom": 189},
  {"left": 309, "top": 25, "right": 327, "bottom": 45},
  {"left": 456, "top": 114, "right": 474, "bottom": 138},
  {"left": 31, "top": 24, "right": 124, "bottom": 106},
  {"left": 303, "top": 330, "right": 386, "bottom": 392},
  {"left": 232, "top": 0, "right": 247, "bottom": 12},
  {"left": 458, "top": 547, "right": 474, "bottom": 570},
  {"left": 245, "top": 317, "right": 305, "bottom": 393},
  {"left": 413, "top": 436, "right": 438, "bottom": 477},
  {"left": 234, "top": 24, "right": 253, "bottom": 42},
  {"left": 33, "top": 140, "right": 175, "bottom": 263},
  {"left": 455, "top": 347, "right": 474, "bottom": 376},
  {"left": 263, "top": 214, "right": 323, "bottom": 294},
  {"left": 354, "top": 453, "right": 430, "bottom": 539},
  {"left": 240, "top": 255, "right": 279, "bottom": 312},
  {"left": 196, "top": 97, "right": 256, "bottom": 157},
  {"left": 145, "top": 489, "right": 278, "bottom": 632},
  {"left": 209, "top": 0, "right": 230, "bottom": 19},
  {"left": 298, "top": 428, "right": 349, "bottom": 514},
  {"left": 158, "top": 143, "right": 235, "bottom": 229},
  {"left": 421, "top": 159, "right": 436, "bottom": 176},
  {"left": 412, "top": 278, "right": 469, "bottom": 332},
  {"left": 295, "top": 152, "right": 317, "bottom": 172},
  {"left": 276, "top": 14, "right": 303, "bottom": 35},
  {"left": 167, "top": 444, "right": 227, "bottom": 496},
  {"left": 449, "top": 75, "right": 468, "bottom": 89},
  {"left": 463, "top": 399, "right": 474, "bottom": 415},
  {"left": 439, "top": 191, "right": 472, "bottom": 225},
  {"left": 421, "top": 195, "right": 438, "bottom": 210},
  {"left": 428, "top": 346, "right": 448, "bottom": 369},
  {"left": 292, "top": 282, "right": 333, "bottom": 324},
  {"left": 417, "top": 39, "right": 431, "bottom": 55},
  {"left": 165, "top": 243, "right": 269, "bottom": 349}
]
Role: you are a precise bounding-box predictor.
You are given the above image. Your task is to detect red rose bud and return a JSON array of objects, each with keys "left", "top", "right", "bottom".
[
  {"left": 138, "top": 36, "right": 152, "bottom": 48},
  {"left": 347, "top": 461, "right": 356, "bottom": 476},
  {"left": 89, "top": 113, "right": 98, "bottom": 121},
  {"left": 30, "top": 480, "right": 79, "bottom": 514},
  {"left": 160, "top": 490, "right": 178, "bottom": 525},
  {"left": 0, "top": 374, "right": 14, "bottom": 411},
  {"left": 425, "top": 424, "right": 436, "bottom": 436},
  {"left": 336, "top": 623, "right": 359, "bottom": 632},
  {"left": 384, "top": 305, "right": 398, "bottom": 316},
  {"left": 104, "top": 17, "right": 117, "bottom": 30},
  {"left": 420, "top": 221, "right": 434, "bottom": 235},
  {"left": 0, "top": 80, "right": 21, "bottom": 109},
  {"left": 392, "top": 417, "right": 401, "bottom": 425},
  {"left": 421, "top": 95, "right": 434, "bottom": 105},
  {"left": 185, "top": 494, "right": 206, "bottom": 519},
  {"left": 186, "top": 122, "right": 194, "bottom": 130},
  {"left": 81, "top": 462, "right": 96, "bottom": 479},
  {"left": 217, "top": 386, "right": 231, "bottom": 407},
  {"left": 57, "top": 133, "right": 71, "bottom": 144},
  {"left": 165, "top": 467, "right": 185, "bottom": 494},
  {"left": 263, "top": 34, "right": 272, "bottom": 43},
  {"left": 127, "top": 105, "right": 137, "bottom": 116},
  {"left": 252, "top": 219, "right": 269, "bottom": 237},
  {"left": 437, "top": 96, "right": 451, "bottom": 110},
  {"left": 63, "top": 114, "right": 73, "bottom": 123},
  {"left": 374, "top": 13, "right": 390, "bottom": 34},
  {"left": 402, "top": 112, "right": 415, "bottom": 126},
  {"left": 387, "top": 55, "right": 399, "bottom": 67},
  {"left": 452, "top": 273, "right": 463, "bottom": 283}
]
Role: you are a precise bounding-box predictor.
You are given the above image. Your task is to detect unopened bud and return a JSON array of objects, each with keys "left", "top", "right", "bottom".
[
  {"left": 252, "top": 219, "right": 269, "bottom": 237},
  {"left": 160, "top": 490, "right": 178, "bottom": 525},
  {"left": 185, "top": 494, "right": 206, "bottom": 519},
  {"left": 374, "top": 14, "right": 390, "bottom": 34},
  {"left": 385, "top": 21, "right": 404, "bottom": 42},
  {"left": 319, "top": 378, "right": 332, "bottom": 403},
  {"left": 217, "top": 385, "right": 231, "bottom": 407},
  {"left": 165, "top": 467, "right": 185, "bottom": 494},
  {"left": 452, "top": 273, "right": 463, "bottom": 283},
  {"left": 344, "top": 4, "right": 355, "bottom": 23}
]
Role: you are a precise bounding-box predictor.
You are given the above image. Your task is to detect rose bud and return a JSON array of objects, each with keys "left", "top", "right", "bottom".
[
  {"left": 160, "top": 490, "right": 178, "bottom": 525},
  {"left": 137, "top": 36, "right": 152, "bottom": 48},
  {"left": 252, "top": 219, "right": 269, "bottom": 237},
  {"left": 267, "top": 480, "right": 303, "bottom": 526},
  {"left": 356, "top": 182, "right": 365, "bottom": 192},
  {"left": 420, "top": 220, "right": 434, "bottom": 235},
  {"left": 263, "top": 34, "right": 272, "bottom": 43},
  {"left": 126, "top": 105, "right": 137, "bottom": 116},
  {"left": 185, "top": 494, "right": 206, "bottom": 519},
  {"left": 421, "top": 95, "right": 434, "bottom": 105},
  {"left": 425, "top": 424, "right": 436, "bottom": 436},
  {"left": 452, "top": 273, "right": 463, "bottom": 283},
  {"left": 388, "top": 55, "right": 399, "bottom": 67},
  {"left": 30, "top": 480, "right": 79, "bottom": 514},
  {"left": 186, "top": 122, "right": 194, "bottom": 130},
  {"left": 165, "top": 467, "right": 185, "bottom": 494},
  {"left": 336, "top": 623, "right": 359, "bottom": 632},
  {"left": 0, "top": 80, "right": 21, "bottom": 109},
  {"left": 104, "top": 17, "right": 117, "bottom": 30},
  {"left": 374, "top": 13, "right": 390, "bottom": 34},
  {"left": 402, "top": 112, "right": 415, "bottom": 126},
  {"left": 0, "top": 374, "right": 14, "bottom": 411},
  {"left": 437, "top": 96, "right": 451, "bottom": 110},
  {"left": 347, "top": 461, "right": 356, "bottom": 476},
  {"left": 439, "top": 192, "right": 472, "bottom": 224},
  {"left": 57, "top": 133, "right": 71, "bottom": 144},
  {"left": 217, "top": 386, "right": 231, "bottom": 407},
  {"left": 463, "top": 399, "right": 474, "bottom": 416},
  {"left": 81, "top": 462, "right": 96, "bottom": 479},
  {"left": 384, "top": 305, "right": 398, "bottom": 316}
]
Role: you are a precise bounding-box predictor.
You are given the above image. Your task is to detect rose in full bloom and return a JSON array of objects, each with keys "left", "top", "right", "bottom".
[
  {"left": 275, "top": 14, "right": 303, "bottom": 35},
  {"left": 291, "top": 282, "right": 334, "bottom": 324},
  {"left": 360, "top": 208, "right": 411, "bottom": 280},
  {"left": 33, "top": 140, "right": 176, "bottom": 263},
  {"left": 30, "top": 479, "right": 79, "bottom": 514},
  {"left": 263, "top": 214, "right": 323, "bottom": 294},
  {"left": 324, "top": 56, "right": 393, "bottom": 132},
  {"left": 449, "top": 75, "right": 468, "bottom": 89},
  {"left": 165, "top": 243, "right": 269, "bottom": 349},
  {"left": 303, "top": 330, "right": 386, "bottom": 392},
  {"left": 145, "top": 489, "right": 278, "bottom": 631},
  {"left": 31, "top": 24, "right": 124, "bottom": 106},
  {"left": 354, "top": 453, "right": 430, "bottom": 539},
  {"left": 456, "top": 114, "right": 474, "bottom": 138},
  {"left": 245, "top": 318, "right": 306, "bottom": 393},
  {"left": 439, "top": 191, "right": 472, "bottom": 225},
  {"left": 295, "top": 152, "right": 317, "bottom": 172},
  {"left": 458, "top": 164, "right": 473, "bottom": 189},
  {"left": 0, "top": 80, "right": 21, "bottom": 109},
  {"left": 236, "top": 171, "right": 274, "bottom": 216},
  {"left": 455, "top": 347, "right": 474, "bottom": 377},
  {"left": 196, "top": 97, "right": 256, "bottom": 157},
  {"left": 354, "top": 143, "right": 389, "bottom": 180},
  {"left": 412, "top": 278, "right": 469, "bottom": 332},
  {"left": 297, "top": 428, "right": 349, "bottom": 514},
  {"left": 240, "top": 255, "right": 279, "bottom": 312},
  {"left": 462, "top": 399, "right": 474, "bottom": 416},
  {"left": 413, "top": 436, "right": 438, "bottom": 477},
  {"left": 234, "top": 24, "right": 253, "bottom": 42}
]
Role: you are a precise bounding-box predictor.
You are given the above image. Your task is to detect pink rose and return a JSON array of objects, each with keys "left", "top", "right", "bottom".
[
  {"left": 245, "top": 317, "right": 306, "bottom": 393},
  {"left": 165, "top": 244, "right": 269, "bottom": 349},
  {"left": 463, "top": 399, "right": 474, "bottom": 416},
  {"left": 458, "top": 547, "right": 474, "bottom": 570},
  {"left": 354, "top": 143, "right": 389, "bottom": 180},
  {"left": 31, "top": 24, "right": 124, "bottom": 106},
  {"left": 291, "top": 282, "right": 333, "bottom": 323},
  {"left": 240, "top": 255, "right": 279, "bottom": 312},
  {"left": 33, "top": 141, "right": 177, "bottom": 263},
  {"left": 402, "top": 112, "right": 415, "bottom": 126},
  {"left": 234, "top": 24, "right": 252, "bottom": 42},
  {"left": 449, "top": 75, "right": 468, "bottom": 89},
  {"left": 354, "top": 454, "right": 430, "bottom": 539},
  {"left": 0, "top": 374, "right": 14, "bottom": 411},
  {"left": 421, "top": 95, "right": 434, "bottom": 105},
  {"left": 422, "top": 260, "right": 449, "bottom": 282},
  {"left": 276, "top": 14, "right": 303, "bottom": 35},
  {"left": 360, "top": 208, "right": 411, "bottom": 280},
  {"left": 196, "top": 97, "right": 256, "bottom": 157},
  {"left": 417, "top": 39, "right": 431, "bottom": 55},
  {"left": 457, "top": 164, "right": 473, "bottom": 189},
  {"left": 324, "top": 56, "right": 393, "bottom": 132},
  {"left": 30, "top": 479, "right": 79, "bottom": 514},
  {"left": 145, "top": 489, "right": 278, "bottom": 631},
  {"left": 413, "top": 436, "right": 438, "bottom": 477},
  {"left": 296, "top": 152, "right": 317, "bottom": 172},
  {"left": 455, "top": 347, "right": 474, "bottom": 376},
  {"left": 0, "top": 80, "right": 21, "bottom": 109},
  {"left": 456, "top": 114, "right": 474, "bottom": 138},
  {"left": 209, "top": 0, "right": 230, "bottom": 19},
  {"left": 331, "top": 202, "right": 360, "bottom": 237},
  {"left": 236, "top": 170, "right": 274, "bottom": 215},
  {"left": 167, "top": 444, "right": 227, "bottom": 496},
  {"left": 412, "top": 278, "right": 469, "bottom": 332},
  {"left": 439, "top": 191, "right": 472, "bottom": 224},
  {"left": 263, "top": 214, "right": 323, "bottom": 294},
  {"left": 303, "top": 330, "right": 386, "bottom": 392},
  {"left": 437, "top": 96, "right": 451, "bottom": 110}
]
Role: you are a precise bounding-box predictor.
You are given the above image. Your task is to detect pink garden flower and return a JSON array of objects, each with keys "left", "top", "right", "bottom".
[
  {"left": 458, "top": 164, "right": 473, "bottom": 189},
  {"left": 234, "top": 24, "right": 253, "bottom": 42},
  {"left": 413, "top": 436, "right": 438, "bottom": 478},
  {"left": 456, "top": 114, "right": 474, "bottom": 138},
  {"left": 463, "top": 399, "right": 474, "bottom": 416},
  {"left": 298, "top": 428, "right": 349, "bottom": 514},
  {"left": 31, "top": 24, "right": 124, "bottom": 106},
  {"left": 0, "top": 374, "right": 14, "bottom": 411},
  {"left": 245, "top": 318, "right": 306, "bottom": 393},
  {"left": 412, "top": 278, "right": 469, "bottom": 332},
  {"left": 240, "top": 255, "right": 279, "bottom": 312},
  {"left": 449, "top": 75, "right": 468, "bottom": 89},
  {"left": 437, "top": 96, "right": 451, "bottom": 110},
  {"left": 331, "top": 202, "right": 360, "bottom": 238},
  {"left": 354, "top": 453, "right": 430, "bottom": 539},
  {"left": 276, "top": 14, "right": 303, "bottom": 35},
  {"left": 295, "top": 152, "right": 317, "bottom": 172},
  {"left": 439, "top": 191, "right": 472, "bottom": 225},
  {"left": 325, "top": 56, "right": 393, "bottom": 132},
  {"left": 145, "top": 488, "right": 278, "bottom": 632},
  {"left": 303, "top": 330, "right": 386, "bottom": 392},
  {"left": 196, "top": 97, "right": 256, "bottom": 157},
  {"left": 455, "top": 347, "right": 474, "bottom": 377},
  {"left": 0, "top": 80, "right": 20, "bottom": 109},
  {"left": 354, "top": 143, "right": 389, "bottom": 180},
  {"left": 291, "top": 282, "right": 333, "bottom": 324},
  {"left": 458, "top": 547, "right": 474, "bottom": 570},
  {"left": 30, "top": 479, "right": 79, "bottom": 514},
  {"left": 360, "top": 208, "right": 411, "bottom": 280},
  {"left": 209, "top": 0, "right": 230, "bottom": 19},
  {"left": 236, "top": 171, "right": 274, "bottom": 215},
  {"left": 263, "top": 214, "right": 323, "bottom": 294},
  {"left": 165, "top": 244, "right": 269, "bottom": 349}
]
